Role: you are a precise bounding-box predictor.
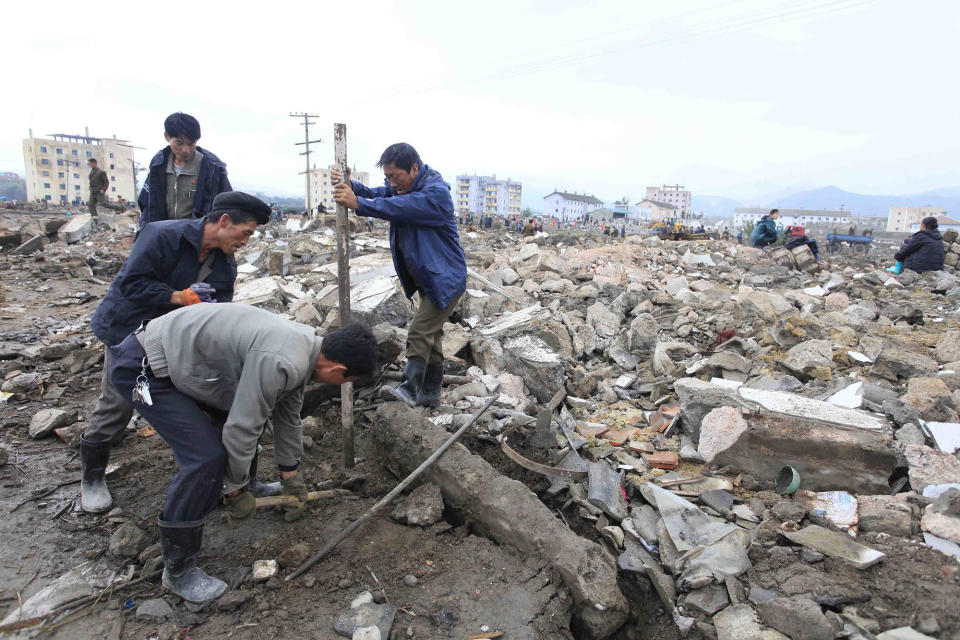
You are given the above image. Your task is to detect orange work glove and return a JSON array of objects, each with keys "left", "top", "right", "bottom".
[{"left": 178, "top": 288, "right": 202, "bottom": 305}]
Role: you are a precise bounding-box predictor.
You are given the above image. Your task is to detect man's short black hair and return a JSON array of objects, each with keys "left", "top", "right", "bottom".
[
  {"left": 377, "top": 143, "right": 421, "bottom": 172},
  {"left": 88, "top": 158, "right": 98, "bottom": 164},
  {"left": 321, "top": 325, "right": 378, "bottom": 378},
  {"left": 922, "top": 216, "right": 939, "bottom": 230},
  {"left": 164, "top": 112, "right": 201, "bottom": 142},
  {"left": 770, "top": 208, "right": 779, "bottom": 215}
]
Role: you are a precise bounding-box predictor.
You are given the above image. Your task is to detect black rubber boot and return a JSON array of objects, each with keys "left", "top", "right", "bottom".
[
  {"left": 416, "top": 362, "right": 443, "bottom": 408},
  {"left": 249, "top": 446, "right": 281, "bottom": 498},
  {"left": 158, "top": 517, "right": 227, "bottom": 603},
  {"left": 380, "top": 358, "right": 427, "bottom": 408},
  {"left": 80, "top": 436, "right": 113, "bottom": 513}
]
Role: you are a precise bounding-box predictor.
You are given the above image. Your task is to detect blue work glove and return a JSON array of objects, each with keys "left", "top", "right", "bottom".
[{"left": 189, "top": 282, "right": 216, "bottom": 303}]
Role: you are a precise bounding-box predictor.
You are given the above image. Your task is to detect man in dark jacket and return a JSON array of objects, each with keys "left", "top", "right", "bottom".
[
  {"left": 750, "top": 209, "right": 780, "bottom": 248},
  {"left": 888, "top": 217, "right": 945, "bottom": 274},
  {"left": 79, "top": 192, "right": 270, "bottom": 514},
  {"left": 88, "top": 158, "right": 123, "bottom": 215},
  {"left": 137, "top": 112, "right": 232, "bottom": 228},
  {"left": 332, "top": 143, "right": 466, "bottom": 408}
]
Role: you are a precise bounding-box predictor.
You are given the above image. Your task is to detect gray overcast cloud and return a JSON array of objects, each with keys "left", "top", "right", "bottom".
[{"left": 4, "top": 0, "right": 958, "bottom": 208}]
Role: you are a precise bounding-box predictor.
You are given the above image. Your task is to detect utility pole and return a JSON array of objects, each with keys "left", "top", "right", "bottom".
[
  {"left": 290, "top": 113, "right": 321, "bottom": 217},
  {"left": 334, "top": 123, "right": 354, "bottom": 468}
]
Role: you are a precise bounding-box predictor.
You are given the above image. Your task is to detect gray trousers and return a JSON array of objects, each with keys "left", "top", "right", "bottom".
[
  {"left": 88, "top": 193, "right": 123, "bottom": 216},
  {"left": 83, "top": 347, "right": 134, "bottom": 444},
  {"left": 406, "top": 292, "right": 462, "bottom": 365}
]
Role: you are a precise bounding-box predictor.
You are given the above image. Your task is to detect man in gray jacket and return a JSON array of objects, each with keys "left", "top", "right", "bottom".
[{"left": 109, "top": 304, "right": 377, "bottom": 603}]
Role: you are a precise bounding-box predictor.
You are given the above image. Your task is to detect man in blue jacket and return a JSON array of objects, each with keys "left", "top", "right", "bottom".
[
  {"left": 332, "top": 143, "right": 466, "bottom": 408},
  {"left": 79, "top": 191, "right": 271, "bottom": 513},
  {"left": 137, "top": 112, "right": 233, "bottom": 228},
  {"left": 750, "top": 209, "right": 780, "bottom": 248}
]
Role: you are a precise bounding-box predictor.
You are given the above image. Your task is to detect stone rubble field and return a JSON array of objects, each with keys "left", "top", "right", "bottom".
[{"left": 1, "top": 211, "right": 959, "bottom": 640}]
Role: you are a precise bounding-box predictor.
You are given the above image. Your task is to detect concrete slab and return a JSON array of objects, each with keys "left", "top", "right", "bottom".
[
  {"left": 713, "top": 604, "right": 765, "bottom": 640},
  {"left": 782, "top": 525, "right": 885, "bottom": 569}
]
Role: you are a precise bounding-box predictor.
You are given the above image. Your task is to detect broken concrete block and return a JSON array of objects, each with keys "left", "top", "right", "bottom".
[
  {"left": 587, "top": 462, "right": 628, "bottom": 521},
  {"left": 673, "top": 378, "right": 743, "bottom": 442},
  {"left": 373, "top": 403, "right": 629, "bottom": 638},
  {"left": 873, "top": 348, "right": 938, "bottom": 382},
  {"left": 334, "top": 602, "right": 397, "bottom": 639},
  {"left": 391, "top": 483, "right": 444, "bottom": 527},
  {"left": 371, "top": 323, "right": 406, "bottom": 365},
  {"left": 0, "top": 565, "right": 95, "bottom": 626},
  {"left": 713, "top": 604, "right": 765, "bottom": 640},
  {"left": 857, "top": 494, "right": 914, "bottom": 537},
  {"left": 875, "top": 628, "right": 938, "bottom": 640},
  {"left": 109, "top": 522, "right": 150, "bottom": 558},
  {"left": 440, "top": 322, "right": 469, "bottom": 358},
  {"left": 500, "top": 334, "right": 564, "bottom": 404},
  {"left": 252, "top": 559, "right": 278, "bottom": 581},
  {"left": 781, "top": 525, "right": 885, "bottom": 569},
  {"left": 905, "top": 444, "right": 960, "bottom": 493},
  {"left": 702, "top": 393, "right": 895, "bottom": 493},
  {"left": 13, "top": 235, "right": 45, "bottom": 255},
  {"left": 698, "top": 407, "right": 749, "bottom": 463},
  {"left": 28, "top": 408, "right": 77, "bottom": 439},
  {"left": 59, "top": 214, "right": 93, "bottom": 244},
  {"left": 757, "top": 596, "right": 832, "bottom": 640},
  {"left": 935, "top": 330, "right": 960, "bottom": 364},
  {"left": 234, "top": 276, "right": 285, "bottom": 310},
  {"left": 683, "top": 583, "right": 729, "bottom": 616}
]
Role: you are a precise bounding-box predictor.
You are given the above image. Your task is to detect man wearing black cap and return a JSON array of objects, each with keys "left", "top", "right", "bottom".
[
  {"left": 79, "top": 191, "right": 272, "bottom": 514},
  {"left": 137, "top": 112, "right": 232, "bottom": 228}
]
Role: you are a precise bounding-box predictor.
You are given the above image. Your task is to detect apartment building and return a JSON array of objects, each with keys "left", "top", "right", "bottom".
[
  {"left": 645, "top": 184, "right": 691, "bottom": 215},
  {"left": 542, "top": 190, "right": 604, "bottom": 220},
  {"left": 887, "top": 206, "right": 948, "bottom": 233},
  {"left": 307, "top": 165, "right": 370, "bottom": 213},
  {"left": 456, "top": 175, "right": 522, "bottom": 218},
  {"left": 22, "top": 130, "right": 137, "bottom": 205}
]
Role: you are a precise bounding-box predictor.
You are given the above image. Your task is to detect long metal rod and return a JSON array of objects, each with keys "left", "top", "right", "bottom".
[
  {"left": 286, "top": 395, "right": 498, "bottom": 581},
  {"left": 334, "top": 123, "right": 355, "bottom": 469}
]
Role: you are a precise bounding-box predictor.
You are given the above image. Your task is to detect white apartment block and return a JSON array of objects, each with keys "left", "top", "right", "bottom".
[
  {"left": 887, "top": 206, "right": 947, "bottom": 233},
  {"left": 543, "top": 191, "right": 604, "bottom": 220},
  {"left": 456, "top": 175, "right": 522, "bottom": 217},
  {"left": 733, "top": 207, "right": 850, "bottom": 229},
  {"left": 307, "top": 165, "right": 370, "bottom": 213},
  {"left": 22, "top": 130, "right": 136, "bottom": 205},
  {"left": 645, "top": 184, "right": 691, "bottom": 215}
]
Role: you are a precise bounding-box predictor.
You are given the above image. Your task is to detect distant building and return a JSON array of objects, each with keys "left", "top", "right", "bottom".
[
  {"left": 636, "top": 198, "right": 678, "bottom": 222},
  {"left": 645, "top": 184, "right": 691, "bottom": 215},
  {"left": 307, "top": 165, "right": 369, "bottom": 213},
  {"left": 909, "top": 216, "right": 960, "bottom": 233},
  {"left": 887, "top": 206, "right": 948, "bottom": 233},
  {"left": 734, "top": 207, "right": 850, "bottom": 229},
  {"left": 22, "top": 130, "right": 137, "bottom": 205},
  {"left": 456, "top": 175, "right": 521, "bottom": 218},
  {"left": 850, "top": 216, "right": 886, "bottom": 232},
  {"left": 543, "top": 190, "right": 604, "bottom": 220}
]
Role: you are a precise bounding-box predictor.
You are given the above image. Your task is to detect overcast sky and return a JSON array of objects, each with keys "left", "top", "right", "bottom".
[{"left": 5, "top": 0, "right": 959, "bottom": 209}]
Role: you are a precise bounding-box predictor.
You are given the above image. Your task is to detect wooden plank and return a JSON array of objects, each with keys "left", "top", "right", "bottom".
[{"left": 334, "top": 123, "right": 354, "bottom": 468}]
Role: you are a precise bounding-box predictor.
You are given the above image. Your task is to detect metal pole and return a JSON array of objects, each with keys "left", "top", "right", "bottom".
[
  {"left": 286, "top": 396, "right": 498, "bottom": 582},
  {"left": 290, "top": 113, "right": 320, "bottom": 217},
  {"left": 334, "top": 123, "right": 354, "bottom": 468}
]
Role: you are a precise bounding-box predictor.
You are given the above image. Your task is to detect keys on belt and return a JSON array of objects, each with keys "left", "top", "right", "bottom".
[{"left": 132, "top": 357, "right": 153, "bottom": 406}]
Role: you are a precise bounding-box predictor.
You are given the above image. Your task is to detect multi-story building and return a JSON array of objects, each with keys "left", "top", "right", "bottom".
[
  {"left": 455, "top": 175, "right": 521, "bottom": 218},
  {"left": 542, "top": 190, "right": 604, "bottom": 220},
  {"left": 307, "top": 165, "right": 370, "bottom": 213},
  {"left": 636, "top": 198, "right": 679, "bottom": 222},
  {"left": 22, "top": 129, "right": 137, "bottom": 205},
  {"left": 645, "top": 184, "right": 691, "bottom": 215},
  {"left": 887, "top": 206, "right": 948, "bottom": 233},
  {"left": 733, "top": 207, "right": 850, "bottom": 229}
]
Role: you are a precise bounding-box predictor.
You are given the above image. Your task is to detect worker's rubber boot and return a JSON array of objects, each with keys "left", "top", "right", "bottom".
[
  {"left": 79, "top": 436, "right": 113, "bottom": 513},
  {"left": 380, "top": 358, "right": 427, "bottom": 408},
  {"left": 886, "top": 260, "right": 904, "bottom": 275},
  {"left": 158, "top": 518, "right": 227, "bottom": 604},
  {"left": 249, "top": 446, "right": 281, "bottom": 498},
  {"left": 416, "top": 363, "right": 444, "bottom": 408}
]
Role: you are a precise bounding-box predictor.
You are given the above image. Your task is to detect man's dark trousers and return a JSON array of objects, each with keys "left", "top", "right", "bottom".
[{"left": 109, "top": 333, "right": 226, "bottom": 522}]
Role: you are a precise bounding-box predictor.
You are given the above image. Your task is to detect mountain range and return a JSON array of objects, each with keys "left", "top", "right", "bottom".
[{"left": 692, "top": 186, "right": 960, "bottom": 218}]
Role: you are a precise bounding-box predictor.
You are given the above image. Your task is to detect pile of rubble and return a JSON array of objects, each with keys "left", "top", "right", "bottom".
[{"left": 3, "top": 207, "right": 960, "bottom": 639}]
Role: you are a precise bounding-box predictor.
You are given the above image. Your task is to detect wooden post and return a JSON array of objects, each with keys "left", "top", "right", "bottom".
[{"left": 334, "top": 123, "right": 354, "bottom": 468}]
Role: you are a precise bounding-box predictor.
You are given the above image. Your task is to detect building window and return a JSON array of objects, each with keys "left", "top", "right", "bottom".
[
  {"left": 72, "top": 149, "right": 78, "bottom": 156},
  {"left": 43, "top": 183, "right": 50, "bottom": 188},
  {"left": 58, "top": 172, "right": 64, "bottom": 178},
  {"left": 41, "top": 159, "right": 49, "bottom": 165},
  {"left": 73, "top": 173, "right": 79, "bottom": 179},
  {"left": 110, "top": 176, "right": 115, "bottom": 181},
  {"left": 86, "top": 151, "right": 92, "bottom": 157},
  {"left": 59, "top": 184, "right": 65, "bottom": 190},
  {"left": 56, "top": 148, "right": 63, "bottom": 154},
  {"left": 110, "top": 164, "right": 114, "bottom": 170},
  {"left": 74, "top": 185, "right": 80, "bottom": 191},
  {"left": 111, "top": 187, "right": 116, "bottom": 192},
  {"left": 42, "top": 171, "right": 49, "bottom": 177},
  {"left": 45, "top": 195, "right": 51, "bottom": 201},
  {"left": 109, "top": 153, "right": 114, "bottom": 158},
  {"left": 57, "top": 159, "right": 63, "bottom": 166},
  {"left": 40, "top": 146, "right": 47, "bottom": 153}
]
